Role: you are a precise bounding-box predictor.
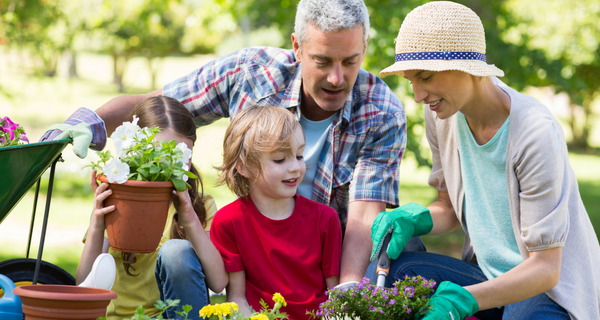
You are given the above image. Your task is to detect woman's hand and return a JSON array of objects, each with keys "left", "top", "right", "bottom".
[
  {"left": 172, "top": 189, "right": 200, "bottom": 230},
  {"left": 89, "top": 171, "right": 115, "bottom": 232}
]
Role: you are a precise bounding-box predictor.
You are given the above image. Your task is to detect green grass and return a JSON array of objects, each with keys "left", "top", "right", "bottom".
[{"left": 1, "top": 52, "right": 600, "bottom": 278}]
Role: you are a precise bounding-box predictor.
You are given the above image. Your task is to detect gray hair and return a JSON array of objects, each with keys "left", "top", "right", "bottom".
[{"left": 294, "top": 0, "right": 370, "bottom": 49}]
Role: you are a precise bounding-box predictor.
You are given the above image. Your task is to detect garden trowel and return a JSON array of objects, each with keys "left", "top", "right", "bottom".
[{"left": 376, "top": 232, "right": 392, "bottom": 287}]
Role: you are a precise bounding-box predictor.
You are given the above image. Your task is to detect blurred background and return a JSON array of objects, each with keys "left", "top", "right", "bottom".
[{"left": 1, "top": 0, "right": 599, "bottom": 278}]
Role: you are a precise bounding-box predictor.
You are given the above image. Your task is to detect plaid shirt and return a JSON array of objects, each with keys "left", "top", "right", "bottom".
[{"left": 163, "top": 47, "right": 406, "bottom": 231}]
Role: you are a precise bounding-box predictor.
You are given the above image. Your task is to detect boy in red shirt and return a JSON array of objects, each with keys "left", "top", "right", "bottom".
[{"left": 211, "top": 105, "right": 342, "bottom": 320}]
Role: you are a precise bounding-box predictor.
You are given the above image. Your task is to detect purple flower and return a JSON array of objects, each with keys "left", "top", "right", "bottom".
[
  {"left": 388, "top": 299, "right": 396, "bottom": 306},
  {"left": 407, "top": 308, "right": 412, "bottom": 314},
  {"left": 19, "top": 132, "right": 29, "bottom": 143}
]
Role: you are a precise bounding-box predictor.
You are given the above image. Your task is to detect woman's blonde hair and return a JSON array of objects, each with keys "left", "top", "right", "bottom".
[{"left": 216, "top": 105, "right": 301, "bottom": 197}]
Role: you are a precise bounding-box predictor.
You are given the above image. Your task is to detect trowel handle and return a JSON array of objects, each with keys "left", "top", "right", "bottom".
[{"left": 376, "top": 233, "right": 392, "bottom": 281}]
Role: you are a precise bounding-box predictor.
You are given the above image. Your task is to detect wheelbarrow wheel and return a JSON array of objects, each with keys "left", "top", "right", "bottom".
[{"left": 0, "top": 258, "right": 75, "bottom": 288}]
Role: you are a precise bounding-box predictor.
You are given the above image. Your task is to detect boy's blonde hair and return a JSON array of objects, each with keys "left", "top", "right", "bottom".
[{"left": 216, "top": 105, "right": 301, "bottom": 197}]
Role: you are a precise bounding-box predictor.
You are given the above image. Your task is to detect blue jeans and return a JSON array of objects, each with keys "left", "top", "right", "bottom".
[
  {"left": 155, "top": 239, "right": 210, "bottom": 320},
  {"left": 365, "top": 252, "right": 569, "bottom": 319}
]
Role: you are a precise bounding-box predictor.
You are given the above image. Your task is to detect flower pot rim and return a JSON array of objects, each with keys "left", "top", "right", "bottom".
[
  {"left": 13, "top": 284, "right": 117, "bottom": 301},
  {"left": 97, "top": 174, "right": 174, "bottom": 188}
]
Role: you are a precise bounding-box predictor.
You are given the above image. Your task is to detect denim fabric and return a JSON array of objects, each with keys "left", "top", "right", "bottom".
[
  {"left": 155, "top": 239, "right": 210, "bottom": 320},
  {"left": 365, "top": 252, "right": 569, "bottom": 319}
]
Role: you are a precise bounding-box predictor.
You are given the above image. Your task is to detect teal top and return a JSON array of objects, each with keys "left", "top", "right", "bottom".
[
  {"left": 297, "top": 113, "right": 335, "bottom": 200},
  {"left": 456, "top": 112, "right": 522, "bottom": 280}
]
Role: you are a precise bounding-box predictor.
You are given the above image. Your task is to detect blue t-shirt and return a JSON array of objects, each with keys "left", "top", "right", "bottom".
[
  {"left": 297, "top": 113, "right": 335, "bottom": 200},
  {"left": 457, "top": 112, "right": 522, "bottom": 280}
]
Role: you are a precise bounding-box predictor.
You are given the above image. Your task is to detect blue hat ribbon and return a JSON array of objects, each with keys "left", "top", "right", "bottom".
[{"left": 395, "top": 51, "right": 486, "bottom": 62}]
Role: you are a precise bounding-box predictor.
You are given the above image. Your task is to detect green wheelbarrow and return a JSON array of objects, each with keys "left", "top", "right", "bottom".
[{"left": 0, "top": 140, "right": 76, "bottom": 295}]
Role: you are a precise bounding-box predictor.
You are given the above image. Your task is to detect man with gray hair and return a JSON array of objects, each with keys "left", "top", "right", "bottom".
[{"left": 42, "top": 0, "right": 416, "bottom": 314}]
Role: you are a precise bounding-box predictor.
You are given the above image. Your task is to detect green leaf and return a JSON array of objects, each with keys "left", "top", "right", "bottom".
[
  {"left": 137, "top": 168, "right": 150, "bottom": 177},
  {"left": 150, "top": 166, "right": 160, "bottom": 174},
  {"left": 171, "top": 178, "right": 186, "bottom": 192},
  {"left": 182, "top": 305, "right": 192, "bottom": 314},
  {"left": 162, "top": 168, "right": 172, "bottom": 180},
  {"left": 184, "top": 171, "right": 197, "bottom": 179},
  {"left": 155, "top": 300, "right": 167, "bottom": 309}
]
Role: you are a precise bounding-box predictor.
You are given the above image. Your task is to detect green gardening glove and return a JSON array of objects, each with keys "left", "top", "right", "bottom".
[
  {"left": 370, "top": 202, "right": 433, "bottom": 261},
  {"left": 48, "top": 123, "right": 93, "bottom": 158},
  {"left": 40, "top": 107, "right": 107, "bottom": 159},
  {"left": 420, "top": 281, "right": 479, "bottom": 320}
]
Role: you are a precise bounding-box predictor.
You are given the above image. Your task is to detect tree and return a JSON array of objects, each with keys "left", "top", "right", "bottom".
[
  {"left": 0, "top": 0, "right": 74, "bottom": 77},
  {"left": 499, "top": 0, "right": 600, "bottom": 149},
  {"left": 86, "top": 0, "right": 236, "bottom": 92}
]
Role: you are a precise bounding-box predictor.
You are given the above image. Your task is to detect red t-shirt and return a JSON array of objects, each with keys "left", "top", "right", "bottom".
[{"left": 211, "top": 195, "right": 342, "bottom": 320}]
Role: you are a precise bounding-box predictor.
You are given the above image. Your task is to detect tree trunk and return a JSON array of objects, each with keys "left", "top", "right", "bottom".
[
  {"left": 146, "top": 56, "right": 163, "bottom": 90},
  {"left": 112, "top": 51, "right": 129, "bottom": 93},
  {"left": 68, "top": 50, "right": 78, "bottom": 79},
  {"left": 568, "top": 101, "right": 592, "bottom": 150}
]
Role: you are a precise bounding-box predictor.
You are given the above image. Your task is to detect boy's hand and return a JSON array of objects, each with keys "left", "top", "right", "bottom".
[
  {"left": 40, "top": 107, "right": 107, "bottom": 158},
  {"left": 90, "top": 171, "right": 115, "bottom": 232}
]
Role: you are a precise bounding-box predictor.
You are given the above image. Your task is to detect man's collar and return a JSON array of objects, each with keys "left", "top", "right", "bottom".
[{"left": 280, "top": 64, "right": 303, "bottom": 115}]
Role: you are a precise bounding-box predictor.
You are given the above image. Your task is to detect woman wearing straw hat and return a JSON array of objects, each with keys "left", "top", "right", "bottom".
[{"left": 367, "top": 1, "right": 600, "bottom": 319}]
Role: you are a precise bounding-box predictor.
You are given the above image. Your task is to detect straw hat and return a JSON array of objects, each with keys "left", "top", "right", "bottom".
[{"left": 380, "top": 1, "right": 504, "bottom": 78}]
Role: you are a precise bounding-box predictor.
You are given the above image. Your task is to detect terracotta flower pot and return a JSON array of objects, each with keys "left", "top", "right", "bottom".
[
  {"left": 98, "top": 175, "right": 174, "bottom": 253},
  {"left": 13, "top": 284, "right": 117, "bottom": 320}
]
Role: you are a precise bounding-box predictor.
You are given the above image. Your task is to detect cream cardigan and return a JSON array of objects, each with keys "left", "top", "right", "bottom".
[{"left": 424, "top": 78, "right": 600, "bottom": 319}]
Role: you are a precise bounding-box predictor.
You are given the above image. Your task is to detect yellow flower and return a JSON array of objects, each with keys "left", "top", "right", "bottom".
[
  {"left": 199, "top": 305, "right": 218, "bottom": 319},
  {"left": 200, "top": 302, "right": 240, "bottom": 320},
  {"left": 250, "top": 314, "right": 269, "bottom": 320},
  {"left": 221, "top": 302, "right": 239, "bottom": 316},
  {"left": 273, "top": 292, "right": 287, "bottom": 307}
]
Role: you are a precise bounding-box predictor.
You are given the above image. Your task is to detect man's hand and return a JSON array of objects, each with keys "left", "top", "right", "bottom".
[
  {"left": 420, "top": 281, "right": 479, "bottom": 320},
  {"left": 40, "top": 107, "right": 107, "bottom": 158},
  {"left": 370, "top": 202, "right": 433, "bottom": 261}
]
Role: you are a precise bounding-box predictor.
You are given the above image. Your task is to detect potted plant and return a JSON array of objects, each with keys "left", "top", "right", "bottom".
[
  {"left": 308, "top": 276, "right": 435, "bottom": 320},
  {"left": 89, "top": 116, "right": 196, "bottom": 253},
  {"left": 0, "top": 116, "right": 29, "bottom": 147}
]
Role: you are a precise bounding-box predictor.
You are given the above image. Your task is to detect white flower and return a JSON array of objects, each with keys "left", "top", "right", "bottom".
[
  {"left": 104, "top": 158, "right": 130, "bottom": 184},
  {"left": 111, "top": 118, "right": 141, "bottom": 157},
  {"left": 176, "top": 142, "right": 192, "bottom": 166},
  {"left": 181, "top": 164, "right": 190, "bottom": 182}
]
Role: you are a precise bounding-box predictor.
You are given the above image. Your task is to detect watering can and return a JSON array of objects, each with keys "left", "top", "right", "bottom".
[{"left": 0, "top": 274, "right": 23, "bottom": 320}]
